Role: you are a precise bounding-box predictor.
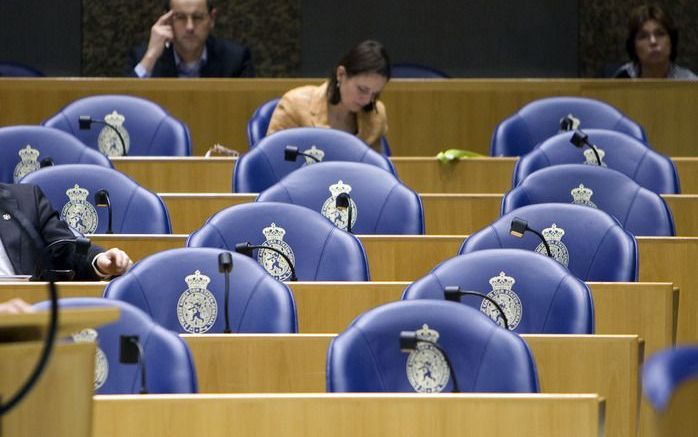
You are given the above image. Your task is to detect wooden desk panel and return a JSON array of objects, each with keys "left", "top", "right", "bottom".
[
  {"left": 4, "top": 78, "right": 698, "bottom": 158},
  {"left": 93, "top": 393, "right": 604, "bottom": 437},
  {"left": 158, "top": 193, "right": 698, "bottom": 236},
  {"left": 89, "top": 234, "right": 698, "bottom": 344},
  {"left": 182, "top": 334, "right": 636, "bottom": 437}
]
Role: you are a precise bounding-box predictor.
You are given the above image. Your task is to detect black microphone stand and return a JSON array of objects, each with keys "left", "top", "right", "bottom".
[
  {"left": 94, "top": 189, "right": 113, "bottom": 234},
  {"left": 120, "top": 335, "right": 148, "bottom": 394},
  {"left": 444, "top": 285, "right": 510, "bottom": 330},
  {"left": 335, "top": 192, "right": 353, "bottom": 233},
  {"left": 510, "top": 217, "right": 552, "bottom": 258},
  {"left": 218, "top": 252, "right": 234, "bottom": 333},
  {"left": 235, "top": 242, "right": 298, "bottom": 281},
  {"left": 399, "top": 331, "right": 461, "bottom": 393},
  {"left": 79, "top": 115, "right": 128, "bottom": 156},
  {"left": 570, "top": 129, "right": 602, "bottom": 166},
  {"left": 284, "top": 145, "right": 321, "bottom": 163}
]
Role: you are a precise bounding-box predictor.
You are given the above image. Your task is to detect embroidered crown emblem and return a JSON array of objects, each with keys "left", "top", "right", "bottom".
[
  {"left": 583, "top": 147, "right": 606, "bottom": 163},
  {"left": 262, "top": 223, "right": 286, "bottom": 241},
  {"left": 304, "top": 145, "right": 325, "bottom": 162},
  {"left": 329, "top": 180, "right": 352, "bottom": 197},
  {"left": 18, "top": 145, "right": 40, "bottom": 162},
  {"left": 72, "top": 328, "right": 98, "bottom": 343},
  {"left": 185, "top": 270, "right": 211, "bottom": 290},
  {"left": 571, "top": 184, "right": 594, "bottom": 203},
  {"left": 66, "top": 184, "right": 90, "bottom": 202},
  {"left": 415, "top": 324, "right": 439, "bottom": 343},
  {"left": 541, "top": 223, "right": 565, "bottom": 242},
  {"left": 104, "top": 110, "right": 125, "bottom": 126},
  {"left": 489, "top": 271, "right": 516, "bottom": 291}
]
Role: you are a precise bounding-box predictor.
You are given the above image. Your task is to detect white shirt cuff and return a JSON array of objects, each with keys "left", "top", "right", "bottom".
[{"left": 134, "top": 63, "right": 151, "bottom": 78}]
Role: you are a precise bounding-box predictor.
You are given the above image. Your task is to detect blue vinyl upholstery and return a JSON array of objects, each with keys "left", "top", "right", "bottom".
[
  {"left": 234, "top": 127, "right": 396, "bottom": 193},
  {"left": 257, "top": 161, "right": 424, "bottom": 234},
  {"left": 187, "top": 202, "right": 369, "bottom": 281},
  {"left": 503, "top": 164, "right": 675, "bottom": 236},
  {"left": 513, "top": 129, "right": 679, "bottom": 194},
  {"left": 459, "top": 203, "right": 638, "bottom": 282},
  {"left": 20, "top": 164, "right": 171, "bottom": 234},
  {"left": 34, "top": 297, "right": 197, "bottom": 394},
  {"left": 43, "top": 94, "right": 191, "bottom": 156},
  {"left": 247, "top": 97, "right": 280, "bottom": 148},
  {"left": 0, "top": 125, "right": 112, "bottom": 183},
  {"left": 327, "top": 300, "right": 539, "bottom": 393},
  {"left": 490, "top": 96, "right": 646, "bottom": 156},
  {"left": 643, "top": 346, "right": 698, "bottom": 412},
  {"left": 104, "top": 248, "right": 297, "bottom": 333},
  {"left": 402, "top": 249, "right": 594, "bottom": 334}
]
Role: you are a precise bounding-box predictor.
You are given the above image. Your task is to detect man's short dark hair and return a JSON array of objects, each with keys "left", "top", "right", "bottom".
[{"left": 164, "top": 0, "right": 215, "bottom": 12}]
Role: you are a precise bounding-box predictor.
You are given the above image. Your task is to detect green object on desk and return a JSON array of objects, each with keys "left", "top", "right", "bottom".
[{"left": 436, "top": 149, "right": 485, "bottom": 163}]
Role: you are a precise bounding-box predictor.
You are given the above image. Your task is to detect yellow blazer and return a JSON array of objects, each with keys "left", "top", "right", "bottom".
[{"left": 266, "top": 81, "right": 388, "bottom": 151}]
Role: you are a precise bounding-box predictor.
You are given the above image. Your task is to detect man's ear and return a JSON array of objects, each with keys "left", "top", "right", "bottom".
[{"left": 209, "top": 7, "right": 218, "bottom": 29}]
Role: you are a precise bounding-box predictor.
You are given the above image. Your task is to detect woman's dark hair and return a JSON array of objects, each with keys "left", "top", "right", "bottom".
[
  {"left": 328, "top": 40, "right": 391, "bottom": 112},
  {"left": 625, "top": 4, "right": 678, "bottom": 63}
]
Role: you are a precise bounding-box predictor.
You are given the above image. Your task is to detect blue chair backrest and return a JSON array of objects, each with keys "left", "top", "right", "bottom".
[
  {"left": 247, "top": 97, "right": 281, "bottom": 148},
  {"left": 327, "top": 300, "right": 539, "bottom": 393},
  {"left": 643, "top": 345, "right": 698, "bottom": 411},
  {"left": 34, "top": 297, "right": 197, "bottom": 394},
  {"left": 503, "top": 164, "right": 675, "bottom": 236},
  {"left": 490, "top": 96, "right": 646, "bottom": 156},
  {"left": 235, "top": 127, "right": 396, "bottom": 193},
  {"left": 187, "top": 202, "right": 370, "bottom": 281},
  {"left": 104, "top": 248, "right": 297, "bottom": 333},
  {"left": 460, "top": 203, "right": 638, "bottom": 282},
  {"left": 0, "top": 62, "right": 44, "bottom": 77},
  {"left": 391, "top": 63, "right": 450, "bottom": 78},
  {"left": 402, "top": 249, "right": 594, "bottom": 334},
  {"left": 20, "top": 164, "right": 171, "bottom": 234},
  {"left": 43, "top": 94, "right": 192, "bottom": 156},
  {"left": 513, "top": 129, "right": 679, "bottom": 194},
  {"left": 257, "top": 161, "right": 424, "bottom": 234},
  {"left": 0, "top": 125, "right": 112, "bottom": 183}
]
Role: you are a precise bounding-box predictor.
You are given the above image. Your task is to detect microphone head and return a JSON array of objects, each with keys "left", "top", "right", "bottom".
[
  {"left": 94, "top": 189, "right": 110, "bottom": 207},
  {"left": 78, "top": 115, "right": 93, "bottom": 130},
  {"left": 119, "top": 335, "right": 140, "bottom": 364},
  {"left": 399, "top": 331, "right": 419, "bottom": 352},
  {"left": 218, "top": 251, "right": 233, "bottom": 273},
  {"left": 510, "top": 217, "right": 528, "bottom": 238},
  {"left": 559, "top": 113, "right": 580, "bottom": 132},
  {"left": 443, "top": 285, "right": 462, "bottom": 302},
  {"left": 335, "top": 192, "right": 350, "bottom": 209},
  {"left": 570, "top": 129, "right": 589, "bottom": 149},
  {"left": 284, "top": 145, "right": 300, "bottom": 162},
  {"left": 40, "top": 157, "right": 55, "bottom": 168},
  {"left": 234, "top": 242, "right": 254, "bottom": 258}
]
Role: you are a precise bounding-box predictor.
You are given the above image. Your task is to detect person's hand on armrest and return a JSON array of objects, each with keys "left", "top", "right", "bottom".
[{"left": 93, "top": 248, "right": 133, "bottom": 278}]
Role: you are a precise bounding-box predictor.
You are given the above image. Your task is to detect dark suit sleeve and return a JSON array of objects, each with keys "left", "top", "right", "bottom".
[{"left": 31, "top": 185, "right": 105, "bottom": 280}]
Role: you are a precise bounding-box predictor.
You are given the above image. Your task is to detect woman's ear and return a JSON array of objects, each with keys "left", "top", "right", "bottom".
[{"left": 336, "top": 65, "right": 347, "bottom": 83}]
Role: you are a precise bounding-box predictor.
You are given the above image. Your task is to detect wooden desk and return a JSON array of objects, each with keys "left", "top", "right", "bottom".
[
  {"left": 156, "top": 193, "right": 698, "bottom": 236},
  {"left": 92, "top": 393, "right": 604, "bottom": 437},
  {"left": 112, "top": 157, "right": 698, "bottom": 195},
  {"left": 3, "top": 78, "right": 697, "bottom": 158},
  {"left": 89, "top": 234, "right": 697, "bottom": 344}
]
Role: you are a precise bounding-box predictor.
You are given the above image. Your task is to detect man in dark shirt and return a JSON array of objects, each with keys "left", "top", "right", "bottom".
[{"left": 128, "top": 0, "right": 253, "bottom": 78}]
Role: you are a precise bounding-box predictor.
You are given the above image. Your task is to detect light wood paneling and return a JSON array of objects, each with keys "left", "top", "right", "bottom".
[{"left": 92, "top": 393, "right": 604, "bottom": 437}]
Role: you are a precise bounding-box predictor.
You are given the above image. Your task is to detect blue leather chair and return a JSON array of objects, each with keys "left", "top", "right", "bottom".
[
  {"left": 490, "top": 96, "right": 646, "bottom": 156},
  {"left": 104, "top": 248, "right": 297, "bottom": 333},
  {"left": 327, "top": 300, "right": 539, "bottom": 393},
  {"left": 460, "top": 203, "right": 638, "bottom": 282},
  {"left": 0, "top": 62, "right": 44, "bottom": 77},
  {"left": 257, "top": 162, "right": 424, "bottom": 234},
  {"left": 34, "top": 297, "right": 197, "bottom": 394},
  {"left": 235, "top": 127, "right": 396, "bottom": 193},
  {"left": 503, "top": 164, "right": 675, "bottom": 236},
  {"left": 513, "top": 129, "right": 679, "bottom": 194},
  {"left": 187, "top": 202, "right": 369, "bottom": 281},
  {"left": 247, "top": 97, "right": 280, "bottom": 148},
  {"left": 20, "top": 164, "right": 171, "bottom": 234},
  {"left": 0, "top": 125, "right": 112, "bottom": 183},
  {"left": 402, "top": 249, "right": 594, "bottom": 334},
  {"left": 391, "top": 63, "right": 450, "bottom": 78},
  {"left": 643, "top": 345, "right": 698, "bottom": 436},
  {"left": 43, "top": 94, "right": 192, "bottom": 156},
  {"left": 247, "top": 98, "right": 393, "bottom": 156}
]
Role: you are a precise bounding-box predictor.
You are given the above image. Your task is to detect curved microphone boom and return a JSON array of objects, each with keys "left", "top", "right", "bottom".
[
  {"left": 120, "top": 335, "right": 148, "bottom": 394},
  {"left": 570, "top": 129, "right": 602, "bottom": 166},
  {"left": 235, "top": 241, "right": 298, "bottom": 281},
  {"left": 79, "top": 115, "right": 128, "bottom": 156},
  {"left": 284, "top": 145, "right": 321, "bottom": 163},
  {"left": 218, "top": 252, "right": 234, "bottom": 333},
  {"left": 94, "top": 189, "right": 113, "bottom": 234},
  {"left": 510, "top": 217, "right": 552, "bottom": 258},
  {"left": 399, "top": 330, "right": 460, "bottom": 393},
  {"left": 335, "top": 192, "right": 353, "bottom": 233},
  {"left": 444, "top": 285, "right": 510, "bottom": 330}
]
